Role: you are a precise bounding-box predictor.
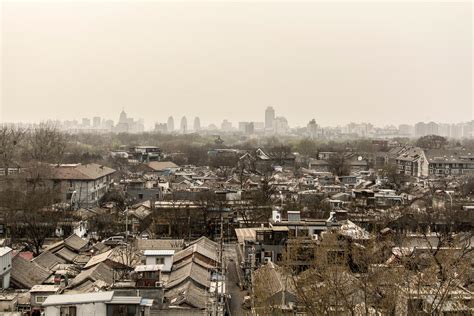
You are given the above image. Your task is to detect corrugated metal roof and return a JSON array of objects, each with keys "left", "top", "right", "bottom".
[
  {"left": 0, "top": 247, "right": 12, "bottom": 256},
  {"left": 140, "top": 298, "right": 154, "bottom": 307},
  {"left": 134, "top": 264, "right": 163, "bottom": 272},
  {"left": 42, "top": 291, "right": 114, "bottom": 306},
  {"left": 108, "top": 296, "right": 141, "bottom": 305},
  {"left": 144, "top": 250, "right": 175, "bottom": 256}
]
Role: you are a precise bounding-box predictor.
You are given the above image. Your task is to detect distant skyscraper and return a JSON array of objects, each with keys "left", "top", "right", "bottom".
[
  {"left": 265, "top": 106, "right": 275, "bottom": 130},
  {"left": 274, "top": 117, "right": 289, "bottom": 134},
  {"left": 180, "top": 116, "right": 187, "bottom": 133},
  {"left": 104, "top": 120, "right": 114, "bottom": 130},
  {"left": 93, "top": 116, "right": 101, "bottom": 128},
  {"left": 426, "top": 121, "right": 439, "bottom": 136},
  {"left": 307, "top": 119, "right": 319, "bottom": 138},
  {"left": 194, "top": 117, "right": 201, "bottom": 131},
  {"left": 155, "top": 123, "right": 167, "bottom": 133},
  {"left": 115, "top": 109, "right": 129, "bottom": 133},
  {"left": 167, "top": 116, "right": 175, "bottom": 132},
  {"left": 221, "top": 119, "right": 232, "bottom": 131},
  {"left": 415, "top": 122, "right": 427, "bottom": 137},
  {"left": 82, "top": 118, "right": 91, "bottom": 127},
  {"left": 398, "top": 124, "right": 413, "bottom": 137}
]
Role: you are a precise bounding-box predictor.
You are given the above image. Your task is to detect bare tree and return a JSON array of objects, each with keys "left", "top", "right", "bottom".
[
  {"left": 0, "top": 163, "right": 63, "bottom": 256},
  {"left": 0, "top": 125, "right": 26, "bottom": 168},
  {"left": 27, "top": 123, "right": 68, "bottom": 164},
  {"left": 327, "top": 152, "right": 350, "bottom": 176}
]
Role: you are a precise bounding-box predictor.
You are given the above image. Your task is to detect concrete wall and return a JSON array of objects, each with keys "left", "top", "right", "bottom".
[
  {"left": 45, "top": 303, "right": 107, "bottom": 316},
  {"left": 0, "top": 249, "right": 12, "bottom": 289},
  {"left": 145, "top": 255, "right": 173, "bottom": 272}
]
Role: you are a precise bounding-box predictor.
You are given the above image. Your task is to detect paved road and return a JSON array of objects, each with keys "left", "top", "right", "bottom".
[{"left": 224, "top": 243, "right": 248, "bottom": 316}]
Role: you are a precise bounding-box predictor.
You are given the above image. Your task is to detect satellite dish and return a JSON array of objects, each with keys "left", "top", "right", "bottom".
[{"left": 358, "top": 156, "right": 363, "bottom": 161}]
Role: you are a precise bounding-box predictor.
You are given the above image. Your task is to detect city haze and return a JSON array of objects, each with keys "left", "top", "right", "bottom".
[{"left": 1, "top": 1, "right": 472, "bottom": 127}]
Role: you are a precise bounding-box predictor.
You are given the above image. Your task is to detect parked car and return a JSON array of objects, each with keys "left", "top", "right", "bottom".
[{"left": 103, "top": 235, "right": 125, "bottom": 246}]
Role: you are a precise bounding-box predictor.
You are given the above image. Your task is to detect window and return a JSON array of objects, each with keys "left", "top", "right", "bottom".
[
  {"left": 155, "top": 257, "right": 165, "bottom": 265},
  {"left": 138, "top": 194, "right": 144, "bottom": 199},
  {"left": 35, "top": 296, "right": 48, "bottom": 304},
  {"left": 60, "top": 306, "right": 77, "bottom": 316}
]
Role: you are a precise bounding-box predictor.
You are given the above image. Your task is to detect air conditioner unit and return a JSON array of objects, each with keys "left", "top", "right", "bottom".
[
  {"left": 264, "top": 257, "right": 271, "bottom": 263},
  {"left": 155, "top": 281, "right": 163, "bottom": 288}
]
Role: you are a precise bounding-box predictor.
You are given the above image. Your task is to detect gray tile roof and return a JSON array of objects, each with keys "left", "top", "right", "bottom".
[
  {"left": 64, "top": 234, "right": 88, "bottom": 252},
  {"left": 68, "top": 262, "right": 114, "bottom": 289},
  {"left": 11, "top": 255, "right": 51, "bottom": 289},
  {"left": 49, "top": 163, "right": 115, "bottom": 180},
  {"left": 32, "top": 251, "right": 65, "bottom": 271}
]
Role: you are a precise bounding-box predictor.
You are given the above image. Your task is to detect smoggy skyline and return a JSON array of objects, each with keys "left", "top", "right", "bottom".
[{"left": 1, "top": 1, "right": 473, "bottom": 128}]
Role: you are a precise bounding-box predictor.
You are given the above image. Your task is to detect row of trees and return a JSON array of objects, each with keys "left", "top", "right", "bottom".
[
  {"left": 254, "top": 207, "right": 473, "bottom": 315},
  {"left": 0, "top": 124, "right": 72, "bottom": 256}
]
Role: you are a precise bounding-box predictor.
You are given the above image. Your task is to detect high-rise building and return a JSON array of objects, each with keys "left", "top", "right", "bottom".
[
  {"left": 238, "top": 122, "right": 254, "bottom": 134},
  {"left": 265, "top": 106, "right": 275, "bottom": 130},
  {"left": 307, "top": 119, "right": 319, "bottom": 138},
  {"left": 426, "top": 122, "right": 439, "bottom": 135},
  {"left": 398, "top": 124, "right": 413, "bottom": 137},
  {"left": 115, "top": 110, "right": 129, "bottom": 133},
  {"left": 253, "top": 122, "right": 265, "bottom": 131},
  {"left": 82, "top": 118, "right": 91, "bottom": 127},
  {"left": 93, "top": 116, "right": 101, "bottom": 128},
  {"left": 221, "top": 120, "right": 232, "bottom": 131},
  {"left": 180, "top": 116, "right": 187, "bottom": 133},
  {"left": 155, "top": 123, "right": 167, "bottom": 133},
  {"left": 194, "top": 117, "right": 201, "bottom": 131},
  {"left": 104, "top": 120, "right": 114, "bottom": 130},
  {"left": 274, "top": 117, "right": 289, "bottom": 134},
  {"left": 167, "top": 116, "right": 175, "bottom": 132},
  {"left": 415, "top": 122, "right": 427, "bottom": 137}
]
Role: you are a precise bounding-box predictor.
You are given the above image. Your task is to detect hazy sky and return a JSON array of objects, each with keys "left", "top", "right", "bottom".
[{"left": 1, "top": 1, "right": 472, "bottom": 128}]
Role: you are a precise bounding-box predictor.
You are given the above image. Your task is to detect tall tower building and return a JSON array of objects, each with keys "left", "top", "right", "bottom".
[
  {"left": 194, "top": 117, "right": 201, "bottom": 131},
  {"left": 180, "top": 116, "right": 187, "bottom": 133},
  {"left": 167, "top": 116, "right": 175, "bottom": 132},
  {"left": 93, "top": 116, "right": 101, "bottom": 128},
  {"left": 265, "top": 106, "right": 275, "bottom": 130}
]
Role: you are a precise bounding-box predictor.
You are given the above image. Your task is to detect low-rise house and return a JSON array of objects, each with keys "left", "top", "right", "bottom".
[
  {"left": 11, "top": 255, "right": 51, "bottom": 289},
  {"left": 164, "top": 261, "right": 212, "bottom": 310},
  {"left": 144, "top": 250, "right": 174, "bottom": 272},
  {"left": 308, "top": 158, "right": 330, "bottom": 172},
  {"left": 135, "top": 239, "right": 184, "bottom": 253},
  {"left": 425, "top": 149, "right": 474, "bottom": 176},
  {"left": 67, "top": 262, "right": 114, "bottom": 291},
  {"left": 126, "top": 178, "right": 164, "bottom": 203},
  {"left": 395, "top": 147, "right": 429, "bottom": 177},
  {"left": 47, "top": 163, "right": 116, "bottom": 208},
  {"left": 0, "top": 293, "right": 18, "bottom": 312},
  {"left": 139, "top": 161, "right": 180, "bottom": 176},
  {"left": 32, "top": 251, "right": 66, "bottom": 272},
  {"left": 30, "top": 284, "right": 60, "bottom": 314},
  {"left": 42, "top": 291, "right": 153, "bottom": 316},
  {"left": 129, "top": 146, "right": 162, "bottom": 163},
  {"left": 0, "top": 247, "right": 12, "bottom": 289},
  {"left": 133, "top": 265, "right": 162, "bottom": 288},
  {"left": 252, "top": 262, "right": 298, "bottom": 312}
]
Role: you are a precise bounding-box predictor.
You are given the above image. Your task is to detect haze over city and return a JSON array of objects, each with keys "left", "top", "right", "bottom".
[{"left": 1, "top": 1, "right": 472, "bottom": 127}]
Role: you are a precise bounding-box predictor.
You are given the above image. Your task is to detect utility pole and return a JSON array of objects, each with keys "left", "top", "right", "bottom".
[{"left": 219, "top": 214, "right": 225, "bottom": 316}]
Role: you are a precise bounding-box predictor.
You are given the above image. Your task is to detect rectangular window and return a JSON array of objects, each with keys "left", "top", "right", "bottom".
[
  {"left": 35, "top": 296, "right": 48, "bottom": 304},
  {"left": 155, "top": 257, "right": 165, "bottom": 264},
  {"left": 60, "top": 306, "right": 77, "bottom": 316}
]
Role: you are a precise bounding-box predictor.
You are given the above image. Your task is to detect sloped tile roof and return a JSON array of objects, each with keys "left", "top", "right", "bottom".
[
  {"left": 32, "top": 251, "right": 65, "bottom": 271},
  {"left": 11, "top": 255, "right": 51, "bottom": 289},
  {"left": 49, "top": 163, "right": 115, "bottom": 180}
]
